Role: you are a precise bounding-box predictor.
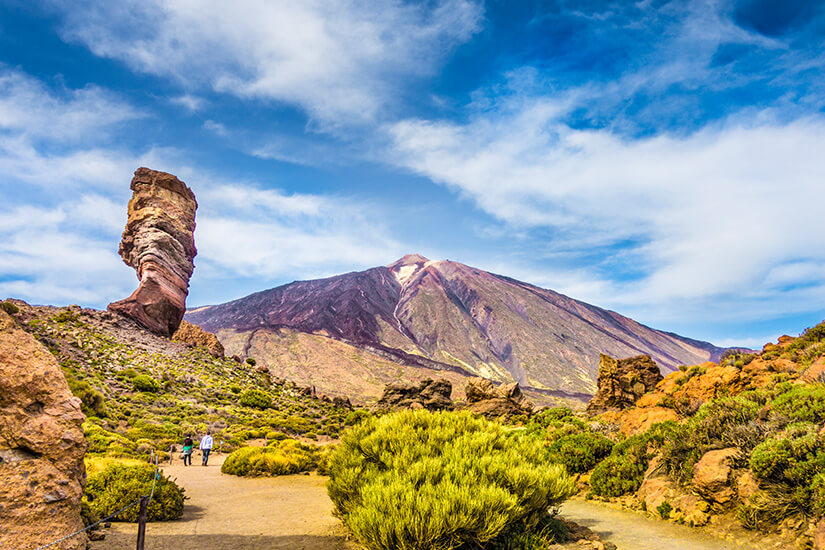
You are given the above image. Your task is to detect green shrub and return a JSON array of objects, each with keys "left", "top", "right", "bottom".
[
  {"left": 65, "top": 375, "right": 106, "bottom": 417},
  {"left": 84, "top": 459, "right": 185, "bottom": 521},
  {"left": 546, "top": 432, "right": 614, "bottom": 474},
  {"left": 52, "top": 310, "right": 80, "bottom": 323},
  {"left": 343, "top": 409, "right": 370, "bottom": 426},
  {"left": 239, "top": 389, "right": 272, "bottom": 409},
  {"left": 229, "top": 384, "right": 242, "bottom": 394},
  {"left": 661, "top": 397, "right": 761, "bottom": 483},
  {"left": 591, "top": 422, "right": 677, "bottom": 497},
  {"left": 657, "top": 501, "right": 672, "bottom": 519},
  {"left": 771, "top": 385, "right": 825, "bottom": 424},
  {"left": 221, "top": 439, "right": 314, "bottom": 476},
  {"left": 739, "top": 423, "right": 825, "bottom": 529},
  {"left": 246, "top": 357, "right": 257, "bottom": 366},
  {"left": 265, "top": 430, "right": 288, "bottom": 441},
  {"left": 0, "top": 301, "right": 19, "bottom": 315},
  {"left": 117, "top": 368, "right": 139, "bottom": 379},
  {"left": 84, "top": 423, "right": 136, "bottom": 456},
  {"left": 132, "top": 374, "right": 161, "bottom": 393},
  {"left": 327, "top": 410, "right": 574, "bottom": 550}
]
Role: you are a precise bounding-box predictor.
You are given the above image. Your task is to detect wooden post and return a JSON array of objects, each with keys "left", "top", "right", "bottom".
[{"left": 136, "top": 496, "right": 149, "bottom": 550}]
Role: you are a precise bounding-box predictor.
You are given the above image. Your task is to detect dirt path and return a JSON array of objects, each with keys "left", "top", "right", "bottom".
[
  {"left": 90, "top": 454, "right": 359, "bottom": 550},
  {"left": 560, "top": 498, "right": 771, "bottom": 550}
]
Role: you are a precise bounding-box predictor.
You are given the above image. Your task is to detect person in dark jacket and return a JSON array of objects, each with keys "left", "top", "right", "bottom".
[{"left": 182, "top": 435, "right": 194, "bottom": 466}]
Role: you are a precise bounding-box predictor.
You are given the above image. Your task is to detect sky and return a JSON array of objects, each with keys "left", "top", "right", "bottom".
[{"left": 1, "top": 0, "right": 824, "bottom": 348}]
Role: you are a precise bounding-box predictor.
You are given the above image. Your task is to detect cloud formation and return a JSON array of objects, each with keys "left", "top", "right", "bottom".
[
  {"left": 48, "top": 0, "right": 483, "bottom": 124},
  {"left": 389, "top": 104, "right": 825, "bottom": 322}
]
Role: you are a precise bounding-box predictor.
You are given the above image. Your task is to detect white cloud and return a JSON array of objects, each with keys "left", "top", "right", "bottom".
[
  {"left": 169, "top": 94, "right": 205, "bottom": 112},
  {"left": 202, "top": 120, "right": 229, "bottom": 137},
  {"left": 0, "top": 67, "right": 140, "bottom": 141},
  {"left": 49, "top": 0, "right": 483, "bottom": 124},
  {"left": 0, "top": 200, "right": 133, "bottom": 306},
  {"left": 195, "top": 183, "right": 404, "bottom": 280},
  {"left": 388, "top": 104, "right": 825, "bottom": 323}
]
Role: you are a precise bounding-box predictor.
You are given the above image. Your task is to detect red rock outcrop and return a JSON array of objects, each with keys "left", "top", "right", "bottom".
[
  {"left": 172, "top": 320, "right": 224, "bottom": 357},
  {"left": 587, "top": 354, "right": 663, "bottom": 413},
  {"left": 0, "top": 310, "right": 88, "bottom": 549},
  {"left": 109, "top": 168, "right": 198, "bottom": 337}
]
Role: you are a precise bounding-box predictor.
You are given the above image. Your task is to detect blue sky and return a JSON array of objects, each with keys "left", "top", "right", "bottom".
[{"left": 1, "top": 0, "right": 824, "bottom": 348}]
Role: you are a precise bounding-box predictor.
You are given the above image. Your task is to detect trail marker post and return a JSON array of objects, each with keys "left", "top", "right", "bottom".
[{"left": 136, "top": 496, "right": 148, "bottom": 550}]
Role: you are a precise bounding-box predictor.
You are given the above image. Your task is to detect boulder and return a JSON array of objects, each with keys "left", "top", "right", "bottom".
[
  {"left": 462, "top": 377, "right": 533, "bottom": 418},
  {"left": 601, "top": 406, "right": 679, "bottom": 436},
  {"left": 587, "top": 354, "right": 663, "bottom": 413},
  {"left": 109, "top": 167, "right": 198, "bottom": 337},
  {"left": 0, "top": 310, "right": 88, "bottom": 549},
  {"left": 691, "top": 447, "right": 739, "bottom": 504},
  {"left": 376, "top": 378, "right": 453, "bottom": 411},
  {"left": 465, "top": 377, "right": 498, "bottom": 403},
  {"left": 172, "top": 321, "right": 224, "bottom": 357}
]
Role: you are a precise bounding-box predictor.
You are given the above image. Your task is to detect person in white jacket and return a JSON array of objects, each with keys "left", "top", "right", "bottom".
[{"left": 199, "top": 431, "right": 214, "bottom": 466}]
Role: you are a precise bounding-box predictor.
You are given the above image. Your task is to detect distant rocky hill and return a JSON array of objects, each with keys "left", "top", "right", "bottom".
[{"left": 186, "top": 254, "right": 729, "bottom": 403}]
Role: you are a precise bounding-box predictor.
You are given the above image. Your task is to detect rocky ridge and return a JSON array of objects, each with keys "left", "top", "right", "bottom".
[
  {"left": 109, "top": 167, "right": 198, "bottom": 337},
  {"left": 0, "top": 309, "right": 88, "bottom": 550}
]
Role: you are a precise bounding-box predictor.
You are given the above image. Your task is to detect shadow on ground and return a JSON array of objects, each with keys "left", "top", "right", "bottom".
[{"left": 94, "top": 532, "right": 356, "bottom": 550}]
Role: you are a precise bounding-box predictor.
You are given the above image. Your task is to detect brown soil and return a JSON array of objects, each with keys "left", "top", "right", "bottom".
[{"left": 90, "top": 454, "right": 360, "bottom": 550}]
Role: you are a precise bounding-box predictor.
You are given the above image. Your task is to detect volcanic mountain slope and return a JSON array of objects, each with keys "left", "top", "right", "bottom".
[{"left": 186, "top": 254, "right": 728, "bottom": 401}]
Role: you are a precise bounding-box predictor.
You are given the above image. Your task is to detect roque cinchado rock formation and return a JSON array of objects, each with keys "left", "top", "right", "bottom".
[
  {"left": 109, "top": 167, "right": 198, "bottom": 336},
  {"left": 0, "top": 309, "right": 88, "bottom": 550}
]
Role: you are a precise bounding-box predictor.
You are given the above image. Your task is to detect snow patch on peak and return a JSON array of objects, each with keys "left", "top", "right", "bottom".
[{"left": 393, "top": 264, "right": 419, "bottom": 285}]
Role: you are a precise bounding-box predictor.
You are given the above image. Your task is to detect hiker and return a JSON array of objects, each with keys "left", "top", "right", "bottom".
[
  {"left": 182, "top": 434, "right": 194, "bottom": 466},
  {"left": 199, "top": 431, "right": 214, "bottom": 466}
]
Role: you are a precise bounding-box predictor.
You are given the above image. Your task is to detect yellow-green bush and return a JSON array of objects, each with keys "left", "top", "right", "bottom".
[
  {"left": 221, "top": 439, "right": 314, "bottom": 476},
  {"left": 772, "top": 385, "right": 825, "bottom": 424},
  {"left": 738, "top": 422, "right": 825, "bottom": 529},
  {"left": 239, "top": 388, "right": 272, "bottom": 409},
  {"left": 546, "top": 432, "right": 613, "bottom": 474},
  {"left": 132, "top": 374, "right": 160, "bottom": 393},
  {"left": 591, "top": 422, "right": 677, "bottom": 497},
  {"left": 83, "top": 458, "right": 185, "bottom": 522},
  {"left": 327, "top": 410, "right": 574, "bottom": 550}
]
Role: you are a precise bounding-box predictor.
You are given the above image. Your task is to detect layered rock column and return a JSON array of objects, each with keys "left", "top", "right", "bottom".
[
  {"left": 109, "top": 168, "right": 198, "bottom": 336},
  {"left": 0, "top": 310, "right": 88, "bottom": 550}
]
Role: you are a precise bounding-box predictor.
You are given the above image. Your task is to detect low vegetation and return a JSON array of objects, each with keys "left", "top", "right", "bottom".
[
  {"left": 83, "top": 457, "right": 185, "bottom": 522},
  {"left": 327, "top": 409, "right": 574, "bottom": 550},
  {"left": 17, "top": 305, "right": 361, "bottom": 461},
  {"left": 221, "top": 439, "right": 320, "bottom": 476}
]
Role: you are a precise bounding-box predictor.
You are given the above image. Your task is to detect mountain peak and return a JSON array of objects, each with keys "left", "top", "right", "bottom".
[{"left": 388, "top": 254, "right": 430, "bottom": 269}]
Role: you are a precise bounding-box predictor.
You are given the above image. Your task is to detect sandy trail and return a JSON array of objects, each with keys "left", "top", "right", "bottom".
[
  {"left": 560, "top": 498, "right": 771, "bottom": 550},
  {"left": 90, "top": 453, "right": 359, "bottom": 550}
]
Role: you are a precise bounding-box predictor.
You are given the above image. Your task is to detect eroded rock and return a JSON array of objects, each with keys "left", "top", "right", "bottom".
[
  {"left": 587, "top": 354, "right": 663, "bottom": 413},
  {"left": 109, "top": 167, "right": 198, "bottom": 337},
  {"left": 0, "top": 310, "right": 88, "bottom": 549},
  {"left": 376, "top": 378, "right": 453, "bottom": 411},
  {"left": 462, "top": 377, "right": 534, "bottom": 418},
  {"left": 172, "top": 321, "right": 224, "bottom": 357}
]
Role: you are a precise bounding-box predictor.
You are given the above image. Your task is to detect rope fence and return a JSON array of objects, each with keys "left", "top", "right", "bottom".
[{"left": 35, "top": 456, "right": 161, "bottom": 550}]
